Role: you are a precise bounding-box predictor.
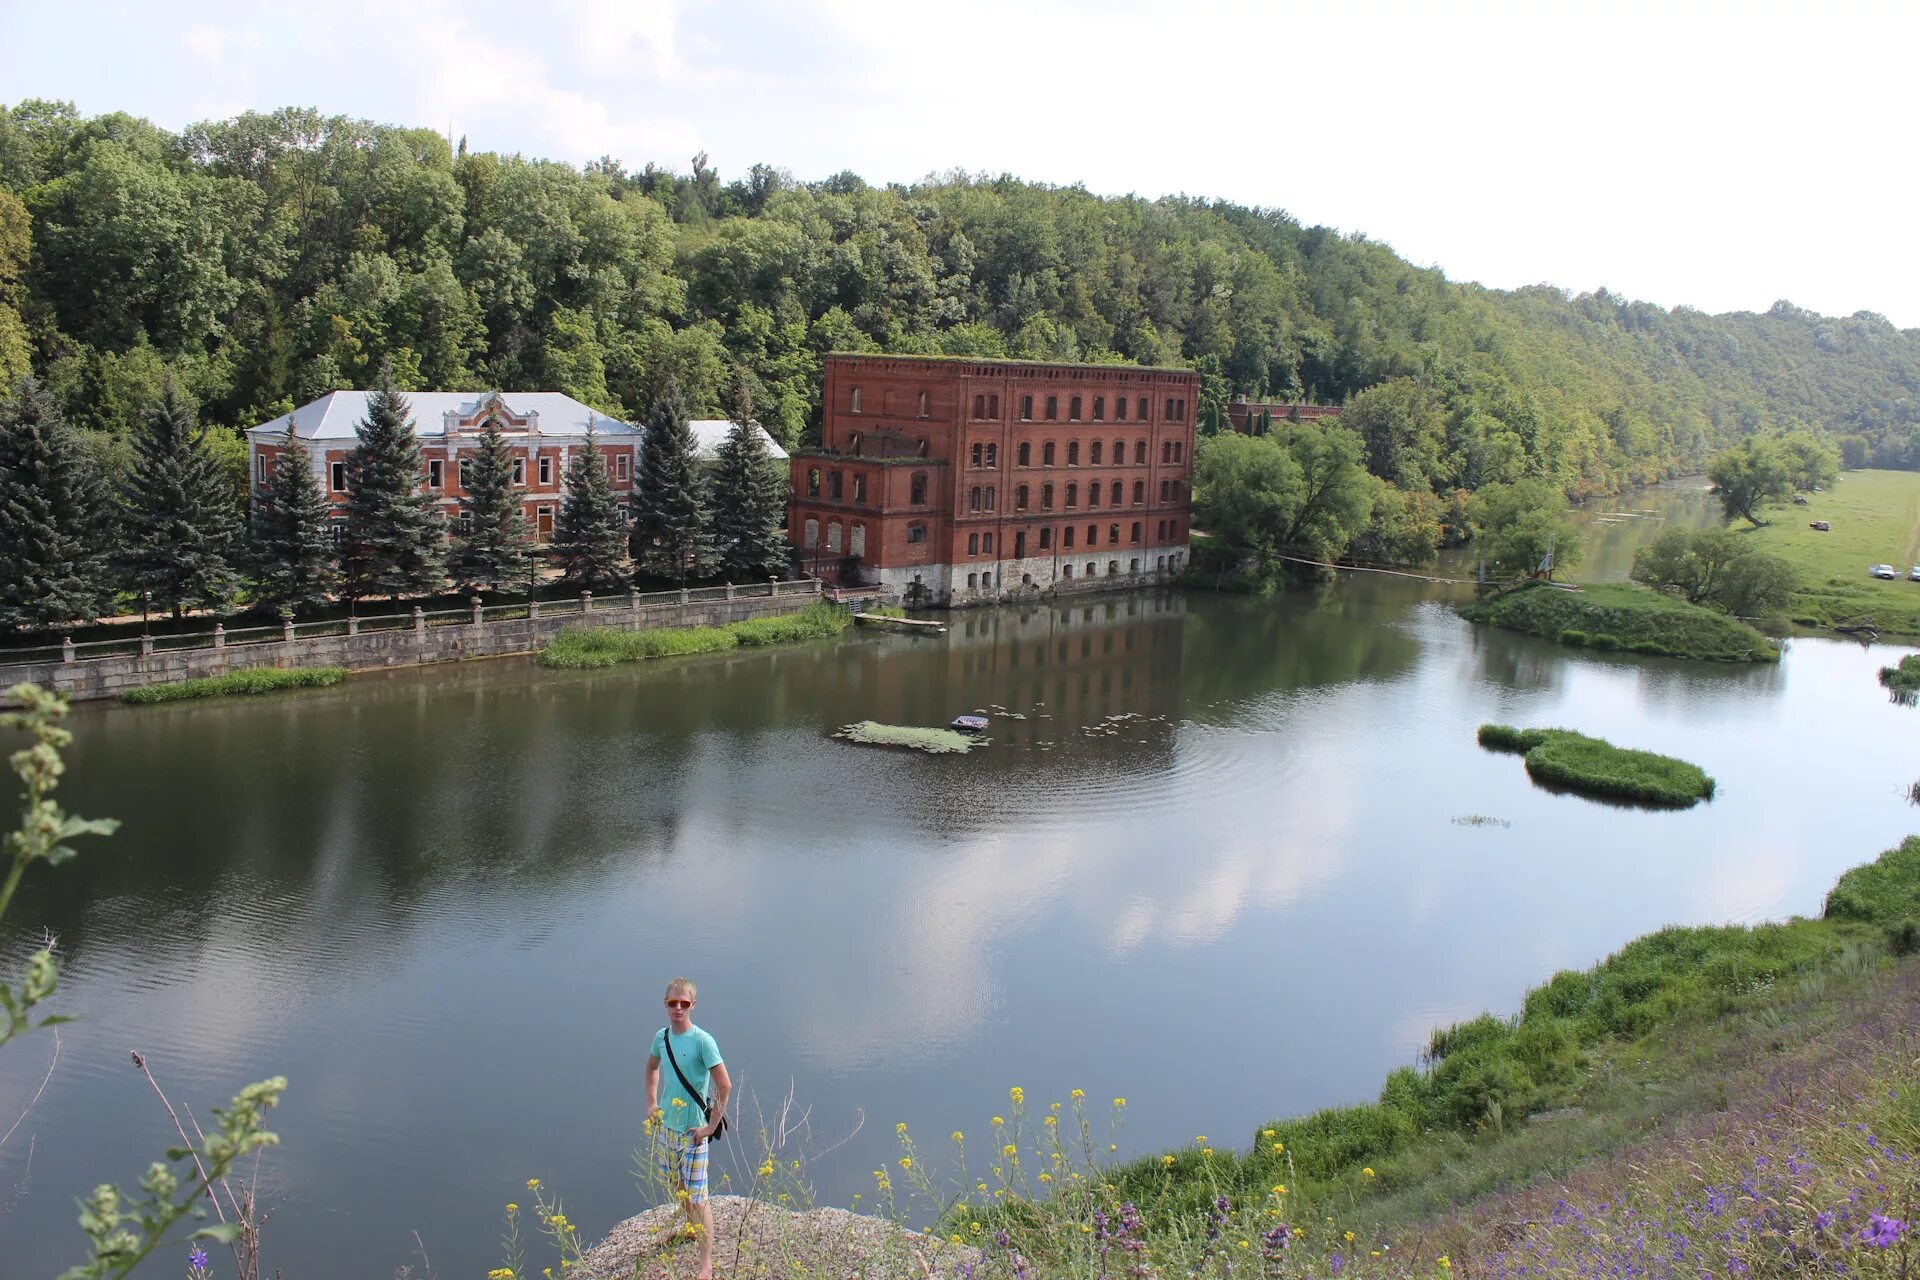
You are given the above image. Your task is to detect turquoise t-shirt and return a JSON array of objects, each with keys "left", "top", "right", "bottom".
[{"left": 652, "top": 1024, "right": 723, "bottom": 1133}]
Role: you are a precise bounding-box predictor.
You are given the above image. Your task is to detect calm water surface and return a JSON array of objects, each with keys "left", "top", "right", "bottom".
[{"left": 3, "top": 483, "right": 1915, "bottom": 1277}]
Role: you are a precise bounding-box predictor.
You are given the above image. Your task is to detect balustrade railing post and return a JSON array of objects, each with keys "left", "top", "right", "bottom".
[
  {"left": 347, "top": 615, "right": 360, "bottom": 637},
  {"left": 412, "top": 606, "right": 425, "bottom": 639},
  {"left": 629, "top": 588, "right": 640, "bottom": 615},
  {"left": 582, "top": 590, "right": 593, "bottom": 615},
  {"left": 726, "top": 582, "right": 736, "bottom": 600},
  {"left": 471, "top": 597, "right": 484, "bottom": 626},
  {"left": 679, "top": 587, "right": 689, "bottom": 605},
  {"left": 768, "top": 577, "right": 777, "bottom": 596},
  {"left": 213, "top": 625, "right": 225, "bottom": 651},
  {"left": 529, "top": 598, "right": 541, "bottom": 620},
  {"left": 282, "top": 617, "right": 295, "bottom": 643},
  {"left": 138, "top": 634, "right": 153, "bottom": 658},
  {"left": 61, "top": 636, "right": 75, "bottom": 665}
]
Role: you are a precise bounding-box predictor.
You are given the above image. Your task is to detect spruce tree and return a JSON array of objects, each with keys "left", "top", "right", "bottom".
[
  {"left": 341, "top": 366, "right": 447, "bottom": 600},
  {"left": 450, "top": 418, "right": 531, "bottom": 595},
  {"left": 629, "top": 380, "right": 717, "bottom": 584},
  {"left": 549, "top": 429, "right": 630, "bottom": 591},
  {"left": 248, "top": 426, "right": 337, "bottom": 614},
  {"left": 0, "top": 376, "right": 112, "bottom": 632},
  {"left": 709, "top": 402, "right": 792, "bottom": 582},
  {"left": 117, "top": 377, "right": 242, "bottom": 621}
]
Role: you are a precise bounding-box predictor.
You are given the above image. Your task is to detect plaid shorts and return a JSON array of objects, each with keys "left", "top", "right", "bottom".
[{"left": 660, "top": 1126, "right": 710, "bottom": 1203}]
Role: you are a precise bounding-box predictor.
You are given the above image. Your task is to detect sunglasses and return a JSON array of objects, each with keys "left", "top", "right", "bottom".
[{"left": 666, "top": 998, "right": 693, "bottom": 1009}]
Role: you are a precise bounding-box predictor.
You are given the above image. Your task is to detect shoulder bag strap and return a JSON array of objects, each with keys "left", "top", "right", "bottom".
[{"left": 659, "top": 1026, "right": 711, "bottom": 1121}]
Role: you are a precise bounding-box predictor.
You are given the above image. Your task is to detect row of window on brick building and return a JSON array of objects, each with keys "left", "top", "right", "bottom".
[
  {"left": 849, "top": 386, "right": 1187, "bottom": 424},
  {"left": 267, "top": 451, "right": 631, "bottom": 494},
  {"left": 968, "top": 439, "right": 1185, "bottom": 469},
  {"left": 969, "top": 478, "right": 1187, "bottom": 513},
  {"left": 800, "top": 516, "right": 1182, "bottom": 556},
  {"left": 966, "top": 555, "right": 1174, "bottom": 592}
]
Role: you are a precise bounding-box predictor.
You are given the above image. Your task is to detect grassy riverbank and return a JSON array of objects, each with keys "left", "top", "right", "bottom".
[
  {"left": 1478, "top": 724, "right": 1715, "bottom": 806},
  {"left": 538, "top": 603, "right": 850, "bottom": 669},
  {"left": 120, "top": 666, "right": 347, "bottom": 704},
  {"left": 1743, "top": 469, "right": 1920, "bottom": 636},
  {"left": 1459, "top": 580, "right": 1780, "bottom": 661}
]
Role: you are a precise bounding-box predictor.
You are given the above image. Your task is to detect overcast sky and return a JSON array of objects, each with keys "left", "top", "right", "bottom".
[{"left": 5, "top": 0, "right": 1915, "bottom": 327}]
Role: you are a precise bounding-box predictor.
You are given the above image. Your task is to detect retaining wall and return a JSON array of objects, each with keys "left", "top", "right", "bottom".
[{"left": 0, "top": 582, "right": 825, "bottom": 702}]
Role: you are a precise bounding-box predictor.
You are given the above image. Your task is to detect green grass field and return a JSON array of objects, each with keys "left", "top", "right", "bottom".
[{"left": 1734, "top": 469, "right": 1920, "bottom": 634}]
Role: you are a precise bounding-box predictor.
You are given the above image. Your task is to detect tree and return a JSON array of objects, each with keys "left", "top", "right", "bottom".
[
  {"left": 1192, "top": 432, "right": 1302, "bottom": 560},
  {"left": 629, "top": 379, "right": 716, "bottom": 583},
  {"left": 0, "top": 377, "right": 112, "bottom": 631},
  {"left": 1707, "top": 437, "right": 1795, "bottom": 526},
  {"left": 248, "top": 427, "right": 336, "bottom": 613},
  {"left": 1276, "top": 421, "right": 1374, "bottom": 560},
  {"left": 549, "top": 430, "right": 630, "bottom": 590},
  {"left": 449, "top": 417, "right": 530, "bottom": 594},
  {"left": 1777, "top": 428, "right": 1839, "bottom": 493},
  {"left": 116, "top": 378, "right": 242, "bottom": 620},
  {"left": 340, "top": 366, "right": 447, "bottom": 599},
  {"left": 1631, "top": 527, "right": 1744, "bottom": 603},
  {"left": 1470, "top": 478, "right": 1584, "bottom": 577},
  {"left": 1714, "top": 552, "right": 1798, "bottom": 617},
  {"left": 709, "top": 398, "right": 791, "bottom": 582}
]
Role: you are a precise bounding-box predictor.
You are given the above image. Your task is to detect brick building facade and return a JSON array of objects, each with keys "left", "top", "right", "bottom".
[{"left": 788, "top": 355, "right": 1200, "bottom": 606}]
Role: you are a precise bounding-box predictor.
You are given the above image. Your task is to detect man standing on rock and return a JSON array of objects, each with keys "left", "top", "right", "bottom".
[{"left": 646, "top": 976, "right": 731, "bottom": 1280}]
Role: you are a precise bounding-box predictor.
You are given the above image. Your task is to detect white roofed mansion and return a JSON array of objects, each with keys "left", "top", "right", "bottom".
[{"left": 245, "top": 390, "right": 787, "bottom": 543}]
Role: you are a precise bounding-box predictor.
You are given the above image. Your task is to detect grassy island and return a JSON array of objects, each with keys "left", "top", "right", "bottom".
[
  {"left": 1459, "top": 580, "right": 1780, "bottom": 661},
  {"left": 833, "top": 721, "right": 981, "bottom": 753},
  {"left": 120, "top": 666, "right": 347, "bottom": 704},
  {"left": 1879, "top": 653, "right": 1920, "bottom": 703},
  {"left": 1477, "top": 723, "right": 1715, "bottom": 806},
  {"left": 539, "top": 603, "right": 849, "bottom": 669}
]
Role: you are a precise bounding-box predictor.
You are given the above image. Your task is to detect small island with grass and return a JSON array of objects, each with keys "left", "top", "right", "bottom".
[
  {"left": 539, "top": 603, "right": 849, "bottom": 669},
  {"left": 121, "top": 666, "right": 348, "bottom": 704},
  {"left": 1879, "top": 654, "right": 1920, "bottom": 705},
  {"left": 833, "top": 721, "right": 983, "bottom": 754},
  {"left": 1459, "top": 581, "right": 1779, "bottom": 662},
  {"left": 1479, "top": 724, "right": 1716, "bottom": 807}
]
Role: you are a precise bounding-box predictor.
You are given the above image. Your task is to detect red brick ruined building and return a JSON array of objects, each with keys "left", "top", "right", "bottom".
[
  {"left": 789, "top": 355, "right": 1200, "bottom": 605},
  {"left": 1225, "top": 396, "right": 1343, "bottom": 434}
]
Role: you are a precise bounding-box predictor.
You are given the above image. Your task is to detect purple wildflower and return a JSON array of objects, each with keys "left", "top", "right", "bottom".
[{"left": 1861, "top": 1214, "right": 1908, "bottom": 1248}]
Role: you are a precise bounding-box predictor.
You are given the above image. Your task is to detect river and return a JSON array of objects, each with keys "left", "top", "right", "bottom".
[{"left": 2, "top": 481, "right": 1915, "bottom": 1277}]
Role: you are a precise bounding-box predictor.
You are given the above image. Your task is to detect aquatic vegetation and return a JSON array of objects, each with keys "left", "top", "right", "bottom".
[
  {"left": 1478, "top": 723, "right": 1715, "bottom": 807},
  {"left": 120, "top": 666, "right": 347, "bottom": 703},
  {"left": 539, "top": 603, "right": 849, "bottom": 668},
  {"left": 1878, "top": 654, "right": 1920, "bottom": 705},
  {"left": 1451, "top": 814, "right": 1512, "bottom": 828},
  {"left": 1461, "top": 581, "right": 1780, "bottom": 662},
  {"left": 834, "top": 721, "right": 982, "bottom": 754}
]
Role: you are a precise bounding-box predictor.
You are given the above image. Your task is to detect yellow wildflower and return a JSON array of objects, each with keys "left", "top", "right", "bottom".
[
  {"left": 1271, "top": 1143, "right": 1285, "bottom": 1153},
  {"left": 899, "top": 1158, "right": 912, "bottom": 1170},
  {"left": 952, "top": 1131, "right": 965, "bottom": 1142},
  {"left": 506, "top": 1203, "right": 518, "bottom": 1213},
  {"left": 758, "top": 1160, "right": 775, "bottom": 1177},
  {"left": 1195, "top": 1135, "right": 1208, "bottom": 1145},
  {"left": 1439, "top": 1258, "right": 1453, "bottom": 1271},
  {"left": 1009, "top": 1086, "right": 1024, "bottom": 1104},
  {"left": 1049, "top": 1101, "right": 1061, "bottom": 1111},
  {"left": 1002, "top": 1144, "right": 1018, "bottom": 1157},
  {"left": 1363, "top": 1167, "right": 1376, "bottom": 1178},
  {"left": 1044, "top": 1115, "right": 1058, "bottom": 1127},
  {"left": 992, "top": 1116, "right": 1005, "bottom": 1127},
  {"left": 896, "top": 1122, "right": 907, "bottom": 1133},
  {"left": 970, "top": 1223, "right": 982, "bottom": 1234},
  {"left": 1071, "top": 1088, "right": 1085, "bottom": 1099},
  {"left": 1113, "top": 1097, "right": 1127, "bottom": 1107},
  {"left": 1039, "top": 1173, "right": 1052, "bottom": 1182},
  {"left": 1263, "top": 1129, "right": 1276, "bottom": 1138},
  {"left": 1239, "top": 1241, "right": 1251, "bottom": 1250},
  {"left": 1202, "top": 1148, "right": 1214, "bottom": 1158},
  {"left": 1346, "top": 1232, "right": 1356, "bottom": 1243},
  {"left": 526, "top": 1178, "right": 541, "bottom": 1190},
  {"left": 1162, "top": 1155, "right": 1176, "bottom": 1167}
]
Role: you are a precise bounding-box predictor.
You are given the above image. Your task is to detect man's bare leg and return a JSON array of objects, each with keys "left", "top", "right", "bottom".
[{"left": 688, "top": 1196, "right": 713, "bottom": 1278}]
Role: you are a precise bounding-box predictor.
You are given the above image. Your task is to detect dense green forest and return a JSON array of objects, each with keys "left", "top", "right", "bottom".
[{"left": 3, "top": 99, "right": 1919, "bottom": 502}]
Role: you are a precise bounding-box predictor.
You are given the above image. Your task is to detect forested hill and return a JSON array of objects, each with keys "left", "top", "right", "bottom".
[{"left": 2, "top": 101, "right": 1918, "bottom": 499}]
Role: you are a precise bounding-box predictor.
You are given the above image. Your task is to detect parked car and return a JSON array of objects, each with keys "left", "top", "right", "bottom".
[
  {"left": 1909, "top": 566, "right": 1920, "bottom": 581},
  {"left": 1871, "top": 564, "right": 1898, "bottom": 579},
  {"left": 1810, "top": 520, "right": 1830, "bottom": 531}
]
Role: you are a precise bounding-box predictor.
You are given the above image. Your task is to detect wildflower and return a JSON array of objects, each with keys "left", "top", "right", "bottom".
[
  {"left": 758, "top": 1160, "right": 775, "bottom": 1177},
  {"left": 1363, "top": 1167, "right": 1376, "bottom": 1178},
  {"left": 1044, "top": 1115, "right": 1058, "bottom": 1127},
  {"left": 1203, "top": 1149, "right": 1214, "bottom": 1158},
  {"left": 952, "top": 1130, "right": 965, "bottom": 1142},
  {"left": 489, "top": 1271, "right": 514, "bottom": 1280},
  {"left": 1072, "top": 1088, "right": 1086, "bottom": 1099},
  {"left": 506, "top": 1202, "right": 518, "bottom": 1213},
  {"left": 1439, "top": 1256, "right": 1453, "bottom": 1270},
  {"left": 896, "top": 1121, "right": 907, "bottom": 1133},
  {"left": 899, "top": 1158, "right": 912, "bottom": 1170},
  {"left": 1195, "top": 1135, "right": 1208, "bottom": 1145},
  {"left": 1003, "top": 1144, "right": 1018, "bottom": 1157},
  {"left": 971, "top": 1222, "right": 982, "bottom": 1233},
  {"left": 1272, "top": 1143, "right": 1285, "bottom": 1153},
  {"left": 1113, "top": 1097, "right": 1126, "bottom": 1108},
  {"left": 1162, "top": 1155, "right": 1176, "bottom": 1167},
  {"left": 1263, "top": 1129, "right": 1276, "bottom": 1138},
  {"left": 1039, "top": 1173, "right": 1053, "bottom": 1182},
  {"left": 1862, "top": 1214, "right": 1908, "bottom": 1248},
  {"left": 1009, "top": 1086, "right": 1024, "bottom": 1105},
  {"left": 527, "top": 1177, "right": 541, "bottom": 1190},
  {"left": 189, "top": 1248, "right": 209, "bottom": 1272},
  {"left": 992, "top": 1116, "right": 1005, "bottom": 1126}
]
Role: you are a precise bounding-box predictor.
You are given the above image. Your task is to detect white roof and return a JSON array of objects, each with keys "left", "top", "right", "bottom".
[
  {"left": 690, "top": 419, "right": 789, "bottom": 460},
  {"left": 246, "top": 390, "right": 637, "bottom": 441}
]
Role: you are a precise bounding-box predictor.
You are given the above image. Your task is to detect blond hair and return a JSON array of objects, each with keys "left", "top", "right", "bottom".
[{"left": 665, "top": 976, "right": 697, "bottom": 1000}]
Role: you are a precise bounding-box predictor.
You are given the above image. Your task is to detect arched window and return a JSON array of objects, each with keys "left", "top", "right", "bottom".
[
  {"left": 853, "top": 473, "right": 867, "bottom": 503},
  {"left": 1043, "top": 441, "right": 1056, "bottom": 466},
  {"left": 1110, "top": 480, "right": 1122, "bottom": 505},
  {"left": 968, "top": 572, "right": 978, "bottom": 589},
  {"left": 1020, "top": 395, "right": 1033, "bottom": 421},
  {"left": 1065, "top": 482, "right": 1078, "bottom": 509},
  {"left": 1132, "top": 480, "right": 1145, "bottom": 504},
  {"left": 985, "top": 486, "right": 996, "bottom": 510},
  {"left": 1086, "top": 561, "right": 1097, "bottom": 576},
  {"left": 1018, "top": 442, "right": 1031, "bottom": 466},
  {"left": 911, "top": 473, "right": 928, "bottom": 504},
  {"left": 1087, "top": 483, "right": 1100, "bottom": 509},
  {"left": 1115, "top": 398, "right": 1127, "bottom": 422},
  {"left": 988, "top": 394, "right": 999, "bottom": 417},
  {"left": 1041, "top": 483, "right": 1054, "bottom": 510},
  {"left": 1137, "top": 396, "right": 1149, "bottom": 420},
  {"left": 907, "top": 522, "right": 926, "bottom": 544},
  {"left": 1069, "top": 395, "right": 1082, "bottom": 420},
  {"left": 971, "top": 443, "right": 983, "bottom": 467},
  {"left": 1130, "top": 521, "right": 1141, "bottom": 544},
  {"left": 826, "top": 521, "right": 842, "bottom": 551},
  {"left": 985, "top": 443, "right": 997, "bottom": 467},
  {"left": 1160, "top": 479, "right": 1171, "bottom": 501},
  {"left": 1109, "top": 523, "right": 1120, "bottom": 545},
  {"left": 1086, "top": 524, "right": 1096, "bottom": 546},
  {"left": 807, "top": 467, "right": 821, "bottom": 497},
  {"left": 1064, "top": 526, "right": 1075, "bottom": 549},
  {"left": 1134, "top": 439, "right": 1147, "bottom": 464},
  {"left": 1174, "top": 442, "right": 1184, "bottom": 464},
  {"left": 973, "top": 394, "right": 986, "bottom": 419},
  {"left": 803, "top": 518, "right": 819, "bottom": 548},
  {"left": 1162, "top": 441, "right": 1173, "bottom": 464},
  {"left": 918, "top": 391, "right": 931, "bottom": 418},
  {"left": 1109, "top": 560, "right": 1119, "bottom": 576},
  {"left": 1039, "top": 527, "right": 1052, "bottom": 549},
  {"left": 1090, "top": 441, "right": 1103, "bottom": 465},
  {"left": 970, "top": 486, "right": 982, "bottom": 511},
  {"left": 1045, "top": 395, "right": 1058, "bottom": 420},
  {"left": 1113, "top": 437, "right": 1124, "bottom": 461},
  {"left": 1165, "top": 398, "right": 1176, "bottom": 420},
  {"left": 1092, "top": 396, "right": 1105, "bottom": 421},
  {"left": 1062, "top": 563, "right": 1073, "bottom": 579},
  {"left": 1067, "top": 441, "right": 1080, "bottom": 466},
  {"left": 848, "top": 432, "right": 862, "bottom": 455},
  {"left": 850, "top": 387, "right": 862, "bottom": 414},
  {"left": 968, "top": 532, "right": 979, "bottom": 555},
  {"left": 982, "top": 532, "right": 993, "bottom": 553},
  {"left": 1016, "top": 484, "right": 1030, "bottom": 510},
  {"left": 851, "top": 524, "right": 866, "bottom": 557}
]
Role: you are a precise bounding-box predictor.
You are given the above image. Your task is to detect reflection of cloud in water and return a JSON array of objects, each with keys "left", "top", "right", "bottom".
[{"left": 1689, "top": 838, "right": 1796, "bottom": 925}]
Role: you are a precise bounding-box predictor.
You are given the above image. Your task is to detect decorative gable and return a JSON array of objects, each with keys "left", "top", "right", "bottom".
[{"left": 444, "top": 391, "right": 540, "bottom": 435}]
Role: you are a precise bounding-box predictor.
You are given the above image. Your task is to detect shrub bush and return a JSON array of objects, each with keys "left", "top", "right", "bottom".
[{"left": 122, "top": 667, "right": 348, "bottom": 704}]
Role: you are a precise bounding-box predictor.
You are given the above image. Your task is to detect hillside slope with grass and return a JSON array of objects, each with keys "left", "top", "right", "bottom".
[
  {"left": 1458, "top": 580, "right": 1779, "bottom": 660},
  {"left": 1738, "top": 469, "right": 1920, "bottom": 636}
]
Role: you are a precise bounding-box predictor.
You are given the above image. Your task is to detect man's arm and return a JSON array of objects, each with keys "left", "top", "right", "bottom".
[
  {"left": 695, "top": 1063, "right": 732, "bottom": 1140},
  {"left": 644, "top": 1055, "right": 663, "bottom": 1122}
]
